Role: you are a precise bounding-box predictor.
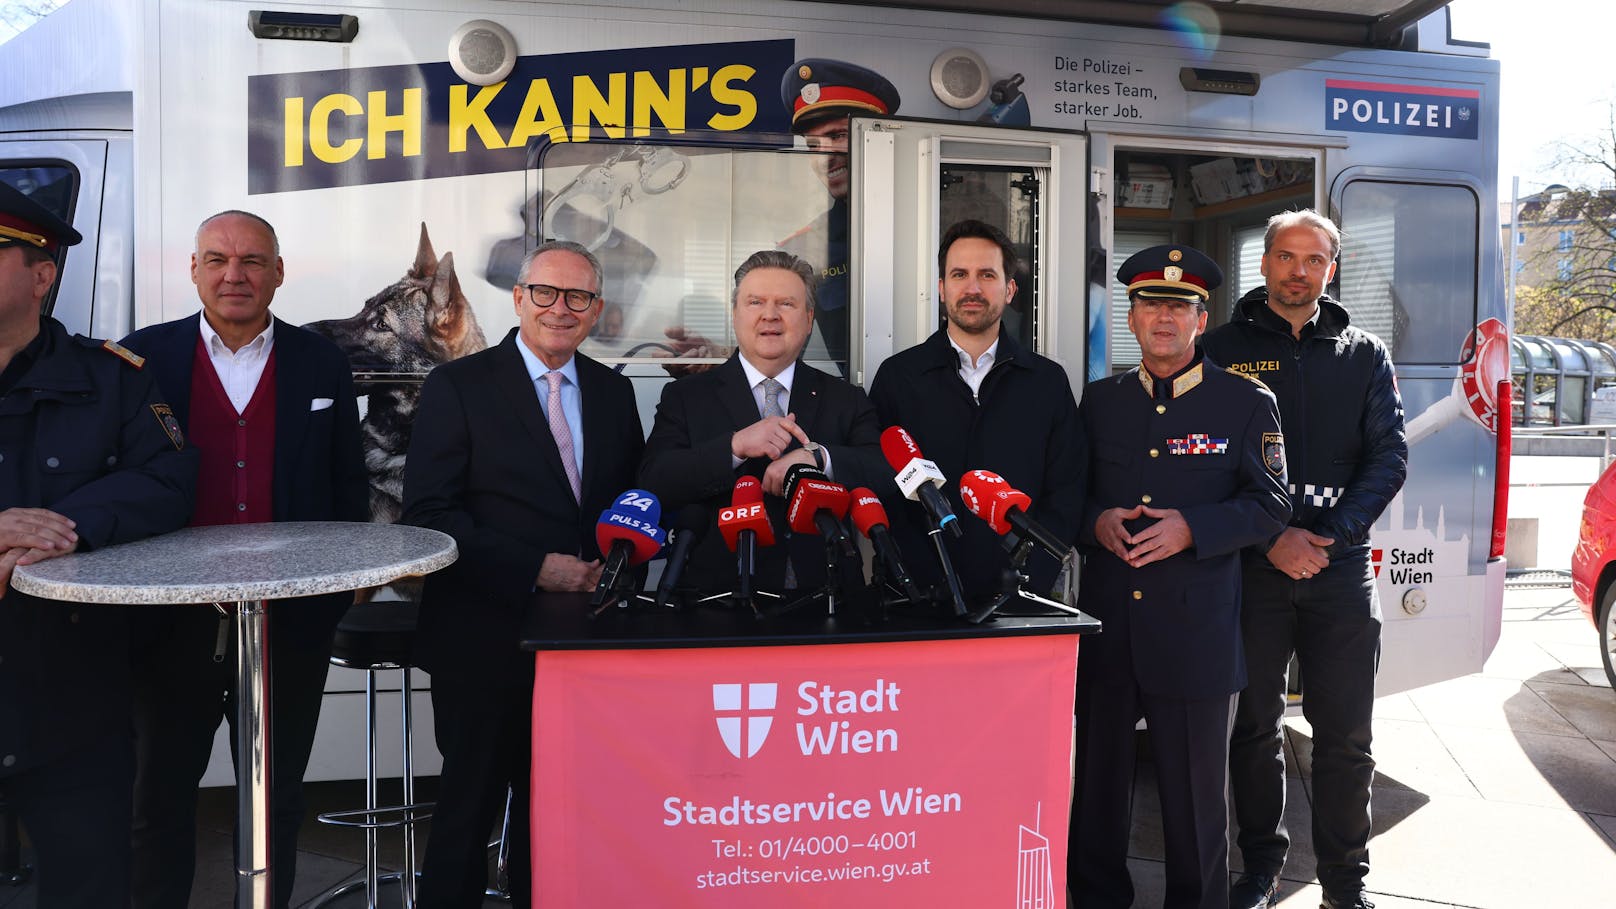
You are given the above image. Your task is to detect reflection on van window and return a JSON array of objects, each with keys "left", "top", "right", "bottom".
[
  {"left": 1338, "top": 180, "right": 1479, "bottom": 365},
  {"left": 515, "top": 141, "right": 849, "bottom": 376},
  {"left": 0, "top": 164, "right": 76, "bottom": 226}
]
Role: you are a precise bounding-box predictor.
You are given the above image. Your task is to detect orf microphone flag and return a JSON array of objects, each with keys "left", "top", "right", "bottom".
[
  {"left": 878, "top": 425, "right": 962, "bottom": 538},
  {"left": 718, "top": 476, "right": 774, "bottom": 607},
  {"left": 958, "top": 469, "right": 1072, "bottom": 561}
]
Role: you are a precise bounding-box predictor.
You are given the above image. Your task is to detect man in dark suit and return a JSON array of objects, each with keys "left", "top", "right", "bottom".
[
  {"left": 869, "top": 219, "right": 1085, "bottom": 602},
  {"left": 0, "top": 182, "right": 196, "bottom": 909},
  {"left": 120, "top": 210, "right": 368, "bottom": 909},
  {"left": 1068, "top": 245, "right": 1290, "bottom": 909},
  {"left": 640, "top": 249, "right": 885, "bottom": 595},
  {"left": 403, "top": 239, "right": 644, "bottom": 906}
]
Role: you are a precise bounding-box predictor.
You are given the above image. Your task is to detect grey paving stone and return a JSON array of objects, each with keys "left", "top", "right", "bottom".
[
  {"left": 1526, "top": 678, "right": 1616, "bottom": 741},
  {"left": 1406, "top": 675, "right": 1581, "bottom": 737},
  {"left": 1430, "top": 723, "right": 1616, "bottom": 814},
  {"left": 1365, "top": 717, "right": 1481, "bottom": 799}
]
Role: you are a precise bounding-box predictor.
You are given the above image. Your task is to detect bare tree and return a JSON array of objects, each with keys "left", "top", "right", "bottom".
[{"left": 1514, "top": 113, "right": 1616, "bottom": 341}]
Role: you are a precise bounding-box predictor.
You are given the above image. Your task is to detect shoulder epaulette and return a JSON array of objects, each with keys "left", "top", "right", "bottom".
[
  {"left": 101, "top": 339, "right": 146, "bottom": 369},
  {"left": 1236, "top": 370, "right": 1270, "bottom": 392}
]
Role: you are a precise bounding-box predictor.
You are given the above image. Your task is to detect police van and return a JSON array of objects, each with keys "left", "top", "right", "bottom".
[{"left": 0, "top": 0, "right": 1509, "bottom": 781}]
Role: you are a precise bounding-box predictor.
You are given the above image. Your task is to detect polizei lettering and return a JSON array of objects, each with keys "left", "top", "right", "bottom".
[
  {"left": 795, "top": 679, "right": 900, "bottom": 755},
  {"left": 1323, "top": 78, "right": 1479, "bottom": 140}
]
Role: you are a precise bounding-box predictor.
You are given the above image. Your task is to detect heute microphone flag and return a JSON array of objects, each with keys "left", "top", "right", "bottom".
[
  {"left": 878, "top": 425, "right": 961, "bottom": 536},
  {"left": 718, "top": 475, "right": 775, "bottom": 549},
  {"left": 958, "top": 469, "right": 1072, "bottom": 560}
]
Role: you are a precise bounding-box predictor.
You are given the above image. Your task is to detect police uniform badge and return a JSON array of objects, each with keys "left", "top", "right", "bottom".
[
  {"left": 1262, "top": 432, "right": 1286, "bottom": 478},
  {"left": 152, "top": 403, "right": 185, "bottom": 450},
  {"left": 102, "top": 339, "right": 146, "bottom": 368}
]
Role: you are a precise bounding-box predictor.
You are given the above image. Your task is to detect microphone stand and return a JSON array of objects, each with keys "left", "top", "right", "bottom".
[
  {"left": 966, "top": 533, "right": 1085, "bottom": 624},
  {"left": 923, "top": 513, "right": 970, "bottom": 618}
]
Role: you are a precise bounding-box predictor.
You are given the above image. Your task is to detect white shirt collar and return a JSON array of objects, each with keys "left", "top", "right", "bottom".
[
  {"left": 516, "top": 337, "right": 579, "bottom": 388},
  {"left": 948, "top": 334, "right": 999, "bottom": 371},
  {"left": 198, "top": 312, "right": 274, "bottom": 356},
  {"left": 738, "top": 354, "right": 796, "bottom": 395}
]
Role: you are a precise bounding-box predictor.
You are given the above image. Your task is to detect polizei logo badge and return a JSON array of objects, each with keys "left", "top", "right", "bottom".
[
  {"left": 713, "top": 683, "right": 777, "bottom": 759},
  {"left": 1324, "top": 79, "right": 1479, "bottom": 140}
]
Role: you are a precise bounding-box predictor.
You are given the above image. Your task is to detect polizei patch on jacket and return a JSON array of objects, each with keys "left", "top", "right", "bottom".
[
  {"left": 1166, "top": 434, "right": 1227, "bottom": 455},
  {"left": 151, "top": 403, "right": 185, "bottom": 450},
  {"left": 1262, "top": 432, "right": 1285, "bottom": 477}
]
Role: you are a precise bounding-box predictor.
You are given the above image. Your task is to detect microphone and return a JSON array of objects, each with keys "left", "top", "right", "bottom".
[
  {"left": 849, "top": 487, "right": 924, "bottom": 603},
  {"left": 718, "top": 476, "right": 775, "bottom": 607},
  {"left": 878, "top": 426, "right": 962, "bottom": 538},
  {"left": 958, "top": 469, "right": 1072, "bottom": 562},
  {"left": 591, "top": 489, "right": 668, "bottom": 607},
  {"left": 653, "top": 504, "right": 709, "bottom": 609},
  {"left": 783, "top": 463, "right": 855, "bottom": 558}
]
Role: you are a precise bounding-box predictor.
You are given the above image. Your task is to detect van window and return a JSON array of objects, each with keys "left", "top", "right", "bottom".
[
  {"left": 1337, "top": 180, "right": 1479, "bottom": 365},
  {"left": 0, "top": 163, "right": 78, "bottom": 315},
  {"left": 530, "top": 139, "right": 848, "bottom": 376}
]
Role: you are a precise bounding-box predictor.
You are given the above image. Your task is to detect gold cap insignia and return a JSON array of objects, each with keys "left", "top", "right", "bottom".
[
  {"left": 799, "top": 65, "right": 813, "bottom": 80},
  {"left": 1164, "top": 265, "right": 1183, "bottom": 282},
  {"left": 1168, "top": 249, "right": 1183, "bottom": 262}
]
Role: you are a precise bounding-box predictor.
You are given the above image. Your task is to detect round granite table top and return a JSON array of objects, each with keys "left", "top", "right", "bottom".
[{"left": 12, "top": 522, "right": 457, "bottom": 605}]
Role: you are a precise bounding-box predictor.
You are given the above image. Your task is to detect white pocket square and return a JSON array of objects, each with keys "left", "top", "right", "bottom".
[{"left": 311, "top": 397, "right": 334, "bottom": 411}]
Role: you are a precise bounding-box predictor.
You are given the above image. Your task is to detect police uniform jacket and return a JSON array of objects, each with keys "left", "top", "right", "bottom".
[
  {"left": 0, "top": 318, "right": 197, "bottom": 773},
  {"left": 1077, "top": 351, "right": 1289, "bottom": 698},
  {"left": 869, "top": 328, "right": 1085, "bottom": 598},
  {"left": 1201, "top": 290, "right": 1407, "bottom": 556}
]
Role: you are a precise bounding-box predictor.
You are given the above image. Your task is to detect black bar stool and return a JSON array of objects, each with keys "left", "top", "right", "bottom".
[{"left": 312, "top": 601, "right": 432, "bottom": 909}]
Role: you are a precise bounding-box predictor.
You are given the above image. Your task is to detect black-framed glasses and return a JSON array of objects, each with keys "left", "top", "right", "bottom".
[{"left": 523, "top": 283, "right": 598, "bottom": 312}]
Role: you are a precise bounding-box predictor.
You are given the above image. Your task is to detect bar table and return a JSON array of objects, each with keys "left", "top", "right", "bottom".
[{"left": 11, "top": 521, "right": 456, "bottom": 909}]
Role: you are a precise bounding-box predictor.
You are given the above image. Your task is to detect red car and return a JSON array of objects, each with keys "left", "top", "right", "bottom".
[{"left": 1570, "top": 459, "right": 1616, "bottom": 689}]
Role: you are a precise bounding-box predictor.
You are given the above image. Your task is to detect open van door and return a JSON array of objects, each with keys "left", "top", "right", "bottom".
[{"left": 849, "top": 118, "right": 1088, "bottom": 392}]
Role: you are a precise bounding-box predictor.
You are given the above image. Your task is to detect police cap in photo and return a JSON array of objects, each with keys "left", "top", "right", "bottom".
[
  {"left": 780, "top": 57, "right": 902, "bottom": 131},
  {"left": 1117, "top": 244, "right": 1222, "bottom": 303},
  {"left": 0, "top": 180, "right": 81, "bottom": 254}
]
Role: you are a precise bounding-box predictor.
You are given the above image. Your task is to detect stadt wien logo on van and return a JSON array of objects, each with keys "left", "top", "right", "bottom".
[{"left": 712, "top": 682, "right": 777, "bottom": 759}]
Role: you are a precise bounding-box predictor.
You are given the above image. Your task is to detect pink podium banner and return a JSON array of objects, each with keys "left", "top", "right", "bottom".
[{"left": 531, "top": 634, "right": 1077, "bottom": 907}]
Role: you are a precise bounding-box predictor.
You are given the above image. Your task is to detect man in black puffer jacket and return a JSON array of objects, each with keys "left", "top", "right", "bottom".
[{"left": 1201, "top": 209, "right": 1406, "bottom": 909}]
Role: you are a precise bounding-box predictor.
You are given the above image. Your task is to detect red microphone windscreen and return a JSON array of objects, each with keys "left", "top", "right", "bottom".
[
  {"left": 786, "top": 476, "right": 851, "bottom": 533},
  {"left": 879, "top": 425, "right": 924, "bottom": 472},
  {"left": 848, "top": 487, "right": 890, "bottom": 537},
  {"left": 595, "top": 517, "right": 665, "bottom": 565},
  {"left": 718, "top": 476, "right": 775, "bottom": 549},
  {"left": 958, "top": 469, "right": 1032, "bottom": 536}
]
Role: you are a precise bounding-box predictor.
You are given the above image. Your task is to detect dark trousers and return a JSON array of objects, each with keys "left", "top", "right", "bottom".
[
  {"left": 0, "top": 733, "right": 132, "bottom": 908},
  {"left": 1070, "top": 672, "right": 1235, "bottom": 909},
  {"left": 130, "top": 597, "right": 343, "bottom": 909},
  {"left": 418, "top": 649, "right": 533, "bottom": 909},
  {"left": 1228, "top": 546, "right": 1380, "bottom": 894}
]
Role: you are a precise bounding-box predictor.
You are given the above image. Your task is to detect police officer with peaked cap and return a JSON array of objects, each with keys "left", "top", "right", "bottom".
[
  {"left": 777, "top": 58, "right": 900, "bottom": 373},
  {"left": 0, "top": 181, "right": 197, "bottom": 908},
  {"left": 1068, "top": 244, "right": 1290, "bottom": 909}
]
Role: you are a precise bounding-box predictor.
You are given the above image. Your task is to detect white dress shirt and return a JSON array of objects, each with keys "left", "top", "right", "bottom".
[
  {"left": 199, "top": 315, "right": 275, "bottom": 414},
  {"left": 950, "top": 334, "right": 999, "bottom": 399}
]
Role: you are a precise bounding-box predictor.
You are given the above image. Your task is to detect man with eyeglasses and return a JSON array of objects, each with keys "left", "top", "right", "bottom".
[
  {"left": 1069, "top": 244, "right": 1290, "bottom": 909},
  {"left": 1202, "top": 210, "right": 1406, "bottom": 909},
  {"left": 403, "top": 240, "right": 643, "bottom": 905},
  {"left": 640, "top": 249, "right": 885, "bottom": 595}
]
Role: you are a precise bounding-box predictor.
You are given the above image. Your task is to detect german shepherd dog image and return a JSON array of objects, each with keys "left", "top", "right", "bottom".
[{"left": 305, "top": 224, "right": 487, "bottom": 523}]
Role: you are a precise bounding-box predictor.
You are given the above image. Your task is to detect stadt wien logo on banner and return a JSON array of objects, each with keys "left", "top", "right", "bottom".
[{"left": 712, "top": 682, "right": 777, "bottom": 758}]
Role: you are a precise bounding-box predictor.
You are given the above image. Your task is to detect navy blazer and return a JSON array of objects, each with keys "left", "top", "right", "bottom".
[
  {"left": 638, "top": 354, "right": 888, "bottom": 593},
  {"left": 401, "top": 329, "right": 644, "bottom": 674},
  {"left": 122, "top": 312, "right": 369, "bottom": 526}
]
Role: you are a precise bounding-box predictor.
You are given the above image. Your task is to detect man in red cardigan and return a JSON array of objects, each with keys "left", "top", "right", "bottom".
[{"left": 121, "top": 210, "right": 368, "bottom": 909}]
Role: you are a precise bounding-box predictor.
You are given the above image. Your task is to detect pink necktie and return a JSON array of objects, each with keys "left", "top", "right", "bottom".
[{"left": 545, "top": 371, "right": 582, "bottom": 502}]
